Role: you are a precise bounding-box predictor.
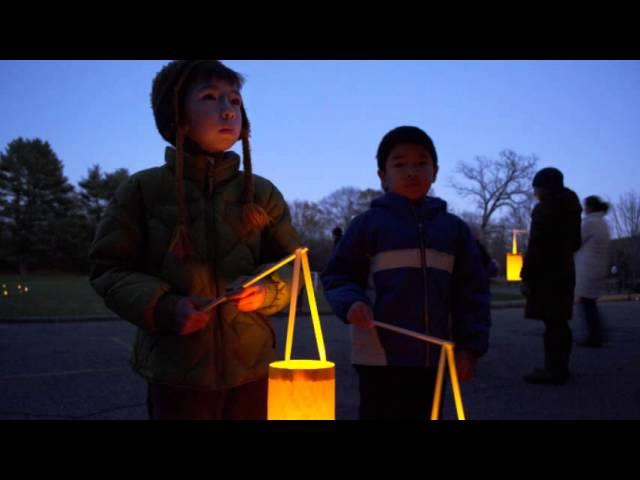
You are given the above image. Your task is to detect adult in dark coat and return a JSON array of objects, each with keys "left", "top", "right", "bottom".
[{"left": 520, "top": 167, "right": 582, "bottom": 385}]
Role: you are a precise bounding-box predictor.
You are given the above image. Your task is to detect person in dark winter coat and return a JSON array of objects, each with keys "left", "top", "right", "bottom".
[
  {"left": 521, "top": 167, "right": 582, "bottom": 385},
  {"left": 321, "top": 126, "right": 491, "bottom": 419},
  {"left": 89, "top": 60, "right": 300, "bottom": 420},
  {"left": 331, "top": 226, "right": 343, "bottom": 249}
]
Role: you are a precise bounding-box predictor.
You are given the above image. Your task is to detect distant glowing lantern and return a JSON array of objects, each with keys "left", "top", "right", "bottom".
[
  {"left": 506, "top": 229, "right": 527, "bottom": 282},
  {"left": 506, "top": 255, "right": 523, "bottom": 282}
]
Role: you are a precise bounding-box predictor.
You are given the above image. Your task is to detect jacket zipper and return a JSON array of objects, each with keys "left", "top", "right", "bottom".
[
  {"left": 206, "top": 160, "right": 219, "bottom": 299},
  {"left": 414, "top": 208, "right": 431, "bottom": 367},
  {"left": 205, "top": 159, "right": 223, "bottom": 381}
]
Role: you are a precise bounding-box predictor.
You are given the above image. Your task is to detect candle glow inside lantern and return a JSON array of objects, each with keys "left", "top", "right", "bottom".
[{"left": 268, "top": 359, "right": 335, "bottom": 420}]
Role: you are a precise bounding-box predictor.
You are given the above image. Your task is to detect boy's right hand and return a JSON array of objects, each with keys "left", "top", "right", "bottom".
[
  {"left": 347, "top": 302, "right": 375, "bottom": 329},
  {"left": 175, "top": 297, "right": 211, "bottom": 336}
]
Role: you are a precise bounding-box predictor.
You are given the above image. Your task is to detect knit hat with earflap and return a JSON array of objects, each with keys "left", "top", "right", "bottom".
[{"left": 150, "top": 60, "right": 269, "bottom": 258}]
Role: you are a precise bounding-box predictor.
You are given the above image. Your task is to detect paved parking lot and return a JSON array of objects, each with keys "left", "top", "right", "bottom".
[{"left": 1, "top": 301, "right": 639, "bottom": 420}]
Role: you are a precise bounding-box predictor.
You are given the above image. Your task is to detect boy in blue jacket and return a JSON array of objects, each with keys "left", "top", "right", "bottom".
[{"left": 321, "top": 126, "right": 491, "bottom": 420}]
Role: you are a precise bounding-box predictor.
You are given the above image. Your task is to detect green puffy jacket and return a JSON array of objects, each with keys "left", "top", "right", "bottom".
[{"left": 89, "top": 147, "right": 301, "bottom": 390}]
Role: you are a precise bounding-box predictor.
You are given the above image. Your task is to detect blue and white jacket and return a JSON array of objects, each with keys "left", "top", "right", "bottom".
[{"left": 321, "top": 192, "right": 490, "bottom": 368}]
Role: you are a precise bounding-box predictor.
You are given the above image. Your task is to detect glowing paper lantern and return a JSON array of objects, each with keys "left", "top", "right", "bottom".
[
  {"left": 266, "top": 248, "right": 335, "bottom": 420},
  {"left": 506, "top": 254, "right": 523, "bottom": 282},
  {"left": 226, "top": 247, "right": 335, "bottom": 420},
  {"left": 506, "top": 229, "right": 526, "bottom": 282}
]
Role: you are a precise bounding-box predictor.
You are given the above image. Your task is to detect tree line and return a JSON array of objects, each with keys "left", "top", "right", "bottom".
[{"left": 2, "top": 137, "right": 639, "bottom": 277}]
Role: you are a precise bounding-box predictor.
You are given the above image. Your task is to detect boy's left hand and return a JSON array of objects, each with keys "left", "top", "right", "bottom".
[
  {"left": 227, "top": 286, "right": 266, "bottom": 312},
  {"left": 454, "top": 350, "right": 477, "bottom": 382}
]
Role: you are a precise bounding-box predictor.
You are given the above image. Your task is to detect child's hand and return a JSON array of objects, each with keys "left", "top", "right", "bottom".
[
  {"left": 454, "top": 350, "right": 477, "bottom": 382},
  {"left": 227, "top": 286, "right": 266, "bottom": 312},
  {"left": 347, "top": 302, "right": 375, "bottom": 328},
  {"left": 176, "top": 297, "right": 212, "bottom": 336}
]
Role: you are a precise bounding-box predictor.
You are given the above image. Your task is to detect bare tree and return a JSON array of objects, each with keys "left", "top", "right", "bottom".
[
  {"left": 319, "top": 187, "right": 383, "bottom": 232},
  {"left": 502, "top": 191, "right": 536, "bottom": 231},
  {"left": 287, "top": 199, "right": 334, "bottom": 272},
  {"left": 611, "top": 190, "right": 640, "bottom": 239},
  {"left": 288, "top": 200, "right": 327, "bottom": 243},
  {"left": 457, "top": 211, "right": 483, "bottom": 236},
  {"left": 449, "top": 150, "right": 538, "bottom": 234}
]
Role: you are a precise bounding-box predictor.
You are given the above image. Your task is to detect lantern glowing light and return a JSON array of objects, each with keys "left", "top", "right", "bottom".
[
  {"left": 268, "top": 360, "right": 335, "bottom": 420},
  {"left": 506, "top": 229, "right": 527, "bottom": 282}
]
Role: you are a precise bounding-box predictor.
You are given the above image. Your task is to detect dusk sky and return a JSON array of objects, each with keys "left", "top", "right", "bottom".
[{"left": 1, "top": 60, "right": 638, "bottom": 217}]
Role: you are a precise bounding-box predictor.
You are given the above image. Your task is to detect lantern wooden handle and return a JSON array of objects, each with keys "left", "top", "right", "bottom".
[{"left": 373, "top": 321, "right": 454, "bottom": 347}]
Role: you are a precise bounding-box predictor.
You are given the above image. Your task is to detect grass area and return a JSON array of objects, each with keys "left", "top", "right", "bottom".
[
  {"left": 0, "top": 274, "right": 525, "bottom": 319},
  {"left": 0, "top": 274, "right": 113, "bottom": 319}
]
